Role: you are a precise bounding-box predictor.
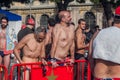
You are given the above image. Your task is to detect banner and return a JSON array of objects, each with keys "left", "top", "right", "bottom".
[{"left": 31, "top": 65, "right": 73, "bottom": 80}]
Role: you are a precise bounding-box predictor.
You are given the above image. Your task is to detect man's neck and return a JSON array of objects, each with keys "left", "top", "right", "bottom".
[
  {"left": 27, "top": 25, "right": 33, "bottom": 29},
  {"left": 60, "top": 22, "right": 68, "bottom": 27}
]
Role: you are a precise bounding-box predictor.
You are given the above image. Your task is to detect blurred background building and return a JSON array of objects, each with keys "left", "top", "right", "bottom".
[{"left": 1, "top": 0, "right": 119, "bottom": 29}]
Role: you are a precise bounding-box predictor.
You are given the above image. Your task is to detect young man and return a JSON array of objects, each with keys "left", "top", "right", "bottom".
[
  {"left": 74, "top": 19, "right": 89, "bottom": 80},
  {"left": 0, "top": 16, "right": 12, "bottom": 69},
  {"left": 92, "top": 6, "right": 120, "bottom": 80},
  {"left": 50, "top": 10, "right": 75, "bottom": 67},
  {"left": 75, "top": 19, "right": 89, "bottom": 60},
  {"left": 14, "top": 27, "right": 47, "bottom": 80}
]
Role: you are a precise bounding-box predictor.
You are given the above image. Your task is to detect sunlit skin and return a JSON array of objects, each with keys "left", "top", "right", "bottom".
[
  {"left": 14, "top": 30, "right": 46, "bottom": 80},
  {"left": 50, "top": 11, "right": 75, "bottom": 67},
  {"left": 75, "top": 21, "right": 89, "bottom": 55},
  {"left": 0, "top": 18, "right": 11, "bottom": 80}
]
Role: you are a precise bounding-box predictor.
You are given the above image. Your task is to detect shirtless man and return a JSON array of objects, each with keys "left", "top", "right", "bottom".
[
  {"left": 14, "top": 26, "right": 46, "bottom": 80},
  {"left": 50, "top": 10, "right": 75, "bottom": 67},
  {"left": 0, "top": 16, "right": 11, "bottom": 67},
  {"left": 0, "top": 16, "right": 11, "bottom": 80},
  {"left": 74, "top": 19, "right": 89, "bottom": 80},
  {"left": 92, "top": 6, "right": 120, "bottom": 80},
  {"left": 75, "top": 19, "right": 89, "bottom": 60}
]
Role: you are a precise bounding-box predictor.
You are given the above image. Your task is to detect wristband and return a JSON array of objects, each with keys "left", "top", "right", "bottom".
[{"left": 50, "top": 58, "right": 56, "bottom": 62}]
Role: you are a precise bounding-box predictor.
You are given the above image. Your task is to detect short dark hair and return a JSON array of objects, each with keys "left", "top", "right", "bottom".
[
  {"left": 48, "top": 18, "right": 56, "bottom": 27},
  {"left": 113, "top": 18, "right": 120, "bottom": 24},
  {"left": 1, "top": 16, "right": 8, "bottom": 22},
  {"left": 95, "top": 25, "right": 99, "bottom": 29},
  {"left": 78, "top": 19, "right": 85, "bottom": 24},
  {"left": 35, "top": 26, "right": 46, "bottom": 34}
]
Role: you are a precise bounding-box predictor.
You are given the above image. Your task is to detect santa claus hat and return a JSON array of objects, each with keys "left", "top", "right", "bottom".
[{"left": 115, "top": 6, "right": 120, "bottom": 19}]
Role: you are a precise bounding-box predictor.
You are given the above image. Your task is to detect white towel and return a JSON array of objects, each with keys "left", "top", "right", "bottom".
[{"left": 93, "top": 26, "right": 120, "bottom": 64}]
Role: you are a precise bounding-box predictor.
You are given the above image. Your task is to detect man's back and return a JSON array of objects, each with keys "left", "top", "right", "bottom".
[
  {"left": 94, "top": 59, "right": 120, "bottom": 78},
  {"left": 93, "top": 27, "right": 120, "bottom": 64},
  {"left": 93, "top": 26, "right": 120, "bottom": 78},
  {"left": 17, "top": 27, "right": 33, "bottom": 42}
]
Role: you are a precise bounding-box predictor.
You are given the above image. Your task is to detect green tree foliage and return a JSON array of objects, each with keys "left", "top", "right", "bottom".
[
  {"left": 0, "top": 0, "right": 12, "bottom": 8},
  {"left": 90, "top": 0, "right": 120, "bottom": 26},
  {"left": 90, "top": 0, "right": 100, "bottom": 4},
  {"left": 50, "top": 0, "right": 73, "bottom": 12},
  {"left": 90, "top": 0, "right": 120, "bottom": 8}
]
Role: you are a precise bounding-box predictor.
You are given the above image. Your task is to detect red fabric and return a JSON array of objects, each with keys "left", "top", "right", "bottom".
[
  {"left": 4, "top": 42, "right": 13, "bottom": 55},
  {"left": 31, "top": 66, "right": 73, "bottom": 80},
  {"left": 21, "top": 24, "right": 26, "bottom": 29},
  {"left": 31, "top": 68, "right": 44, "bottom": 80},
  {"left": 115, "top": 6, "right": 120, "bottom": 15},
  {"left": 27, "top": 18, "right": 35, "bottom": 25}
]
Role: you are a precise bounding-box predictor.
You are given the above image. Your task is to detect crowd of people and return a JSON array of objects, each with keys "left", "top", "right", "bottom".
[{"left": 0, "top": 6, "right": 120, "bottom": 80}]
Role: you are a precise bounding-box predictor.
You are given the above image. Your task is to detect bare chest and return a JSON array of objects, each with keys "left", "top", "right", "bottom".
[
  {"left": 59, "top": 28, "right": 73, "bottom": 42},
  {"left": 26, "top": 39, "right": 43, "bottom": 52},
  {"left": 77, "top": 30, "right": 86, "bottom": 40},
  {"left": 0, "top": 30, "right": 6, "bottom": 39}
]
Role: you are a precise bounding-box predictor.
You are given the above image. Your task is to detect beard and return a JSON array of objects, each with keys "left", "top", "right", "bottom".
[
  {"left": 66, "top": 22, "right": 71, "bottom": 26},
  {"left": 32, "top": 28, "right": 35, "bottom": 32},
  {"left": 1, "top": 24, "right": 7, "bottom": 29}
]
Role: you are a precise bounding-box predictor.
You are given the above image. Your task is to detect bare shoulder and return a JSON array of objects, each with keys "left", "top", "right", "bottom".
[
  {"left": 75, "top": 28, "right": 81, "bottom": 35},
  {"left": 20, "top": 33, "right": 34, "bottom": 43},
  {"left": 23, "top": 33, "right": 34, "bottom": 39},
  {"left": 53, "top": 23, "right": 61, "bottom": 33},
  {"left": 70, "top": 24, "right": 75, "bottom": 30},
  {"left": 54, "top": 23, "right": 61, "bottom": 30}
]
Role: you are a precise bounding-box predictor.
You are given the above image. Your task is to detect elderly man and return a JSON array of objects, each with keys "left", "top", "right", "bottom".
[
  {"left": 50, "top": 10, "right": 75, "bottom": 67},
  {"left": 14, "top": 26, "right": 46, "bottom": 80}
]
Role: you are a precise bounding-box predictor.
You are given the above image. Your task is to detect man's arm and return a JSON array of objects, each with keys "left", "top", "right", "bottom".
[
  {"left": 70, "top": 25, "right": 75, "bottom": 60},
  {"left": 70, "top": 39, "right": 75, "bottom": 60},
  {"left": 44, "top": 33, "right": 50, "bottom": 46},
  {"left": 88, "top": 30, "right": 99, "bottom": 59},
  {"left": 40, "top": 40, "right": 47, "bottom": 65},
  {"left": 75, "top": 31, "right": 89, "bottom": 50},
  {"left": 50, "top": 24, "right": 60, "bottom": 59},
  {"left": 40, "top": 41, "right": 46, "bottom": 58},
  {"left": 13, "top": 34, "right": 31, "bottom": 63}
]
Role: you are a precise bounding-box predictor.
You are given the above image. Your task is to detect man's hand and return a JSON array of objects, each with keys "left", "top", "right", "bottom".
[
  {"left": 50, "top": 58, "right": 59, "bottom": 68},
  {"left": 41, "top": 58, "right": 47, "bottom": 65},
  {"left": 66, "top": 58, "right": 74, "bottom": 66},
  {"left": 69, "top": 58, "right": 74, "bottom": 65}
]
